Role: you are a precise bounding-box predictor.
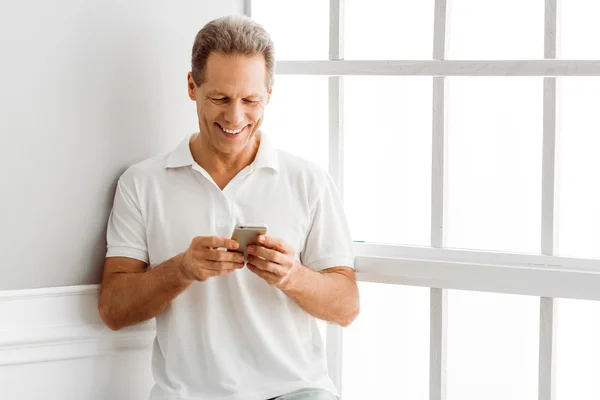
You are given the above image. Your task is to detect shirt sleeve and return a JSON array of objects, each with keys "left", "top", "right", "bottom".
[
  {"left": 300, "top": 173, "right": 355, "bottom": 271},
  {"left": 105, "top": 174, "right": 149, "bottom": 264}
]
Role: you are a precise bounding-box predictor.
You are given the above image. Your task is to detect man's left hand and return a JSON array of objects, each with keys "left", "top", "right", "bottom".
[{"left": 246, "top": 235, "right": 300, "bottom": 289}]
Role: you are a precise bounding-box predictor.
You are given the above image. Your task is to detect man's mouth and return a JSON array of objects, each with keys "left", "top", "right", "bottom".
[{"left": 217, "top": 123, "right": 246, "bottom": 136}]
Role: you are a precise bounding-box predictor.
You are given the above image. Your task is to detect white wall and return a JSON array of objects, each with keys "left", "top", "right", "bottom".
[
  {"left": 2, "top": 354, "right": 154, "bottom": 399},
  {"left": 0, "top": 0, "right": 243, "bottom": 398},
  {"left": 0, "top": 285, "right": 156, "bottom": 399},
  {"left": 0, "top": 0, "right": 244, "bottom": 290}
]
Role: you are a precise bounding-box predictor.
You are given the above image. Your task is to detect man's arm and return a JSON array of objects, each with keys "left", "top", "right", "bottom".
[
  {"left": 280, "top": 265, "right": 359, "bottom": 327},
  {"left": 98, "top": 255, "right": 192, "bottom": 331},
  {"left": 99, "top": 236, "right": 244, "bottom": 330},
  {"left": 246, "top": 236, "right": 359, "bottom": 327}
]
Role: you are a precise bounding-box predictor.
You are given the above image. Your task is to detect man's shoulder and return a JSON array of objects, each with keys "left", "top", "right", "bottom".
[
  {"left": 117, "top": 152, "right": 170, "bottom": 188},
  {"left": 276, "top": 149, "right": 329, "bottom": 182},
  {"left": 275, "top": 149, "right": 334, "bottom": 201}
]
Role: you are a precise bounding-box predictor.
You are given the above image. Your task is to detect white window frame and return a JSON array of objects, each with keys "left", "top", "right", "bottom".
[{"left": 247, "top": 1, "right": 600, "bottom": 399}]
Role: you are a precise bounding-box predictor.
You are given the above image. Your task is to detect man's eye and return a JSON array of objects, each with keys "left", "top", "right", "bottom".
[
  {"left": 243, "top": 99, "right": 260, "bottom": 105},
  {"left": 210, "top": 97, "right": 228, "bottom": 104}
]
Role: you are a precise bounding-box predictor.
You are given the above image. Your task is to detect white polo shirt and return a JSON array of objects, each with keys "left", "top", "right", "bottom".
[{"left": 106, "top": 132, "right": 355, "bottom": 400}]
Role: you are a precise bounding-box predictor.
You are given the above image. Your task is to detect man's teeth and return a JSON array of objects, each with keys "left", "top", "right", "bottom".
[{"left": 222, "top": 126, "right": 244, "bottom": 134}]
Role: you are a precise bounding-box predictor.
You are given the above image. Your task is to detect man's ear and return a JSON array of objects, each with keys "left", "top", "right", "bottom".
[
  {"left": 187, "top": 72, "right": 197, "bottom": 101},
  {"left": 266, "top": 88, "right": 273, "bottom": 105}
]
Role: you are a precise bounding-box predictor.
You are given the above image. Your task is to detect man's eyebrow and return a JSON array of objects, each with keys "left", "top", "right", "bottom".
[
  {"left": 206, "top": 91, "right": 263, "bottom": 98},
  {"left": 206, "top": 91, "right": 228, "bottom": 97}
]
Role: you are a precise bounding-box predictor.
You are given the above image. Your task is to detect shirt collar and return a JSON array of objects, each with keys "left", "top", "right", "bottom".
[
  {"left": 250, "top": 132, "right": 279, "bottom": 173},
  {"left": 165, "top": 132, "right": 279, "bottom": 173},
  {"left": 164, "top": 134, "right": 195, "bottom": 168}
]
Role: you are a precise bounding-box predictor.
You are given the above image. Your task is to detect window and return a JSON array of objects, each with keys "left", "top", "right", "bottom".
[
  {"left": 560, "top": 0, "right": 600, "bottom": 59},
  {"left": 345, "top": 0, "right": 434, "bottom": 60},
  {"left": 446, "top": 290, "right": 539, "bottom": 400},
  {"left": 344, "top": 77, "right": 432, "bottom": 246},
  {"left": 446, "top": 0, "right": 543, "bottom": 59},
  {"left": 249, "top": 1, "right": 600, "bottom": 399},
  {"left": 445, "top": 78, "right": 543, "bottom": 254},
  {"left": 251, "top": 0, "right": 328, "bottom": 60},
  {"left": 342, "top": 283, "right": 429, "bottom": 399},
  {"left": 261, "top": 75, "right": 329, "bottom": 169},
  {"left": 556, "top": 78, "right": 600, "bottom": 260},
  {"left": 556, "top": 299, "right": 600, "bottom": 399}
]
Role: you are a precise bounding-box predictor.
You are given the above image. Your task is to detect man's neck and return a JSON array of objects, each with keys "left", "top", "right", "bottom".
[{"left": 189, "top": 132, "right": 260, "bottom": 188}]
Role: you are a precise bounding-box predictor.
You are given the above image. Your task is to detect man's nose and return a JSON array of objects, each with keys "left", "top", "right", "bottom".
[{"left": 223, "top": 102, "right": 244, "bottom": 127}]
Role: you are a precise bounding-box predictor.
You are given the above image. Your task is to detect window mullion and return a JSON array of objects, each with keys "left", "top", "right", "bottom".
[
  {"left": 539, "top": 0, "right": 559, "bottom": 399},
  {"left": 431, "top": 0, "right": 449, "bottom": 399},
  {"left": 326, "top": 0, "right": 345, "bottom": 394},
  {"left": 244, "top": 0, "right": 251, "bottom": 17}
]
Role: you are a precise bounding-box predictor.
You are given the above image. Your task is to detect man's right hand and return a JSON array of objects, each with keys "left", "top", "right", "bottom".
[{"left": 179, "top": 236, "right": 245, "bottom": 282}]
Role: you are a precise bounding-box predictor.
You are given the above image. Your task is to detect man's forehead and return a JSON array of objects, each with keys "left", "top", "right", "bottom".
[{"left": 203, "top": 53, "right": 268, "bottom": 91}]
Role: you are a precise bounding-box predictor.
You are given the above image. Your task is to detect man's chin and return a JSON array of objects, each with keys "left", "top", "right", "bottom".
[{"left": 212, "top": 129, "right": 254, "bottom": 152}]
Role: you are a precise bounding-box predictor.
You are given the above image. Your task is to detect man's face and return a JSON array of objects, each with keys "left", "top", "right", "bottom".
[{"left": 188, "top": 53, "right": 271, "bottom": 156}]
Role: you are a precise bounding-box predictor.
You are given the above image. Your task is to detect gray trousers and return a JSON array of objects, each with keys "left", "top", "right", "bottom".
[{"left": 268, "top": 388, "right": 338, "bottom": 400}]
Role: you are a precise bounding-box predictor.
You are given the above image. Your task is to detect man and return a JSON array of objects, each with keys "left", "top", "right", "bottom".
[{"left": 98, "top": 15, "right": 359, "bottom": 400}]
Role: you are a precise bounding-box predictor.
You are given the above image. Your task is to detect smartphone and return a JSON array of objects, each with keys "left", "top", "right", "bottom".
[{"left": 231, "top": 224, "right": 268, "bottom": 260}]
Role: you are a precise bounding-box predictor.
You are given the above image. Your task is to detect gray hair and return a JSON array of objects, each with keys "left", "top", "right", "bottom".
[{"left": 191, "top": 16, "right": 275, "bottom": 89}]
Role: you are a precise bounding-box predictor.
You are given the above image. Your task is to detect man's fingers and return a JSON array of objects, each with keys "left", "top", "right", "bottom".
[
  {"left": 216, "top": 262, "right": 245, "bottom": 271},
  {"left": 193, "top": 236, "right": 239, "bottom": 250},
  {"left": 247, "top": 245, "right": 289, "bottom": 266},
  {"left": 256, "top": 235, "right": 294, "bottom": 255},
  {"left": 202, "top": 249, "right": 245, "bottom": 263},
  {"left": 197, "top": 259, "right": 244, "bottom": 271},
  {"left": 201, "top": 265, "right": 241, "bottom": 278},
  {"left": 247, "top": 255, "right": 285, "bottom": 276},
  {"left": 247, "top": 263, "right": 280, "bottom": 285}
]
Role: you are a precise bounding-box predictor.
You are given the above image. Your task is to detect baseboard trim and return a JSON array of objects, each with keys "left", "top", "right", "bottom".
[{"left": 0, "top": 285, "right": 155, "bottom": 366}]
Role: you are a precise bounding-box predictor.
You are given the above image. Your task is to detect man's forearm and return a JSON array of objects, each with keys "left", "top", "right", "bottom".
[
  {"left": 279, "top": 264, "right": 360, "bottom": 327},
  {"left": 99, "top": 254, "right": 192, "bottom": 330}
]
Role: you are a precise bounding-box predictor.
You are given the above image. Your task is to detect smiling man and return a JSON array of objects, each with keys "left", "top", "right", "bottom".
[{"left": 98, "top": 15, "right": 359, "bottom": 400}]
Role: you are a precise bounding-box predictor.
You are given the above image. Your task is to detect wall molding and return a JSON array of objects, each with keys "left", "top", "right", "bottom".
[{"left": 0, "top": 285, "right": 155, "bottom": 366}]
